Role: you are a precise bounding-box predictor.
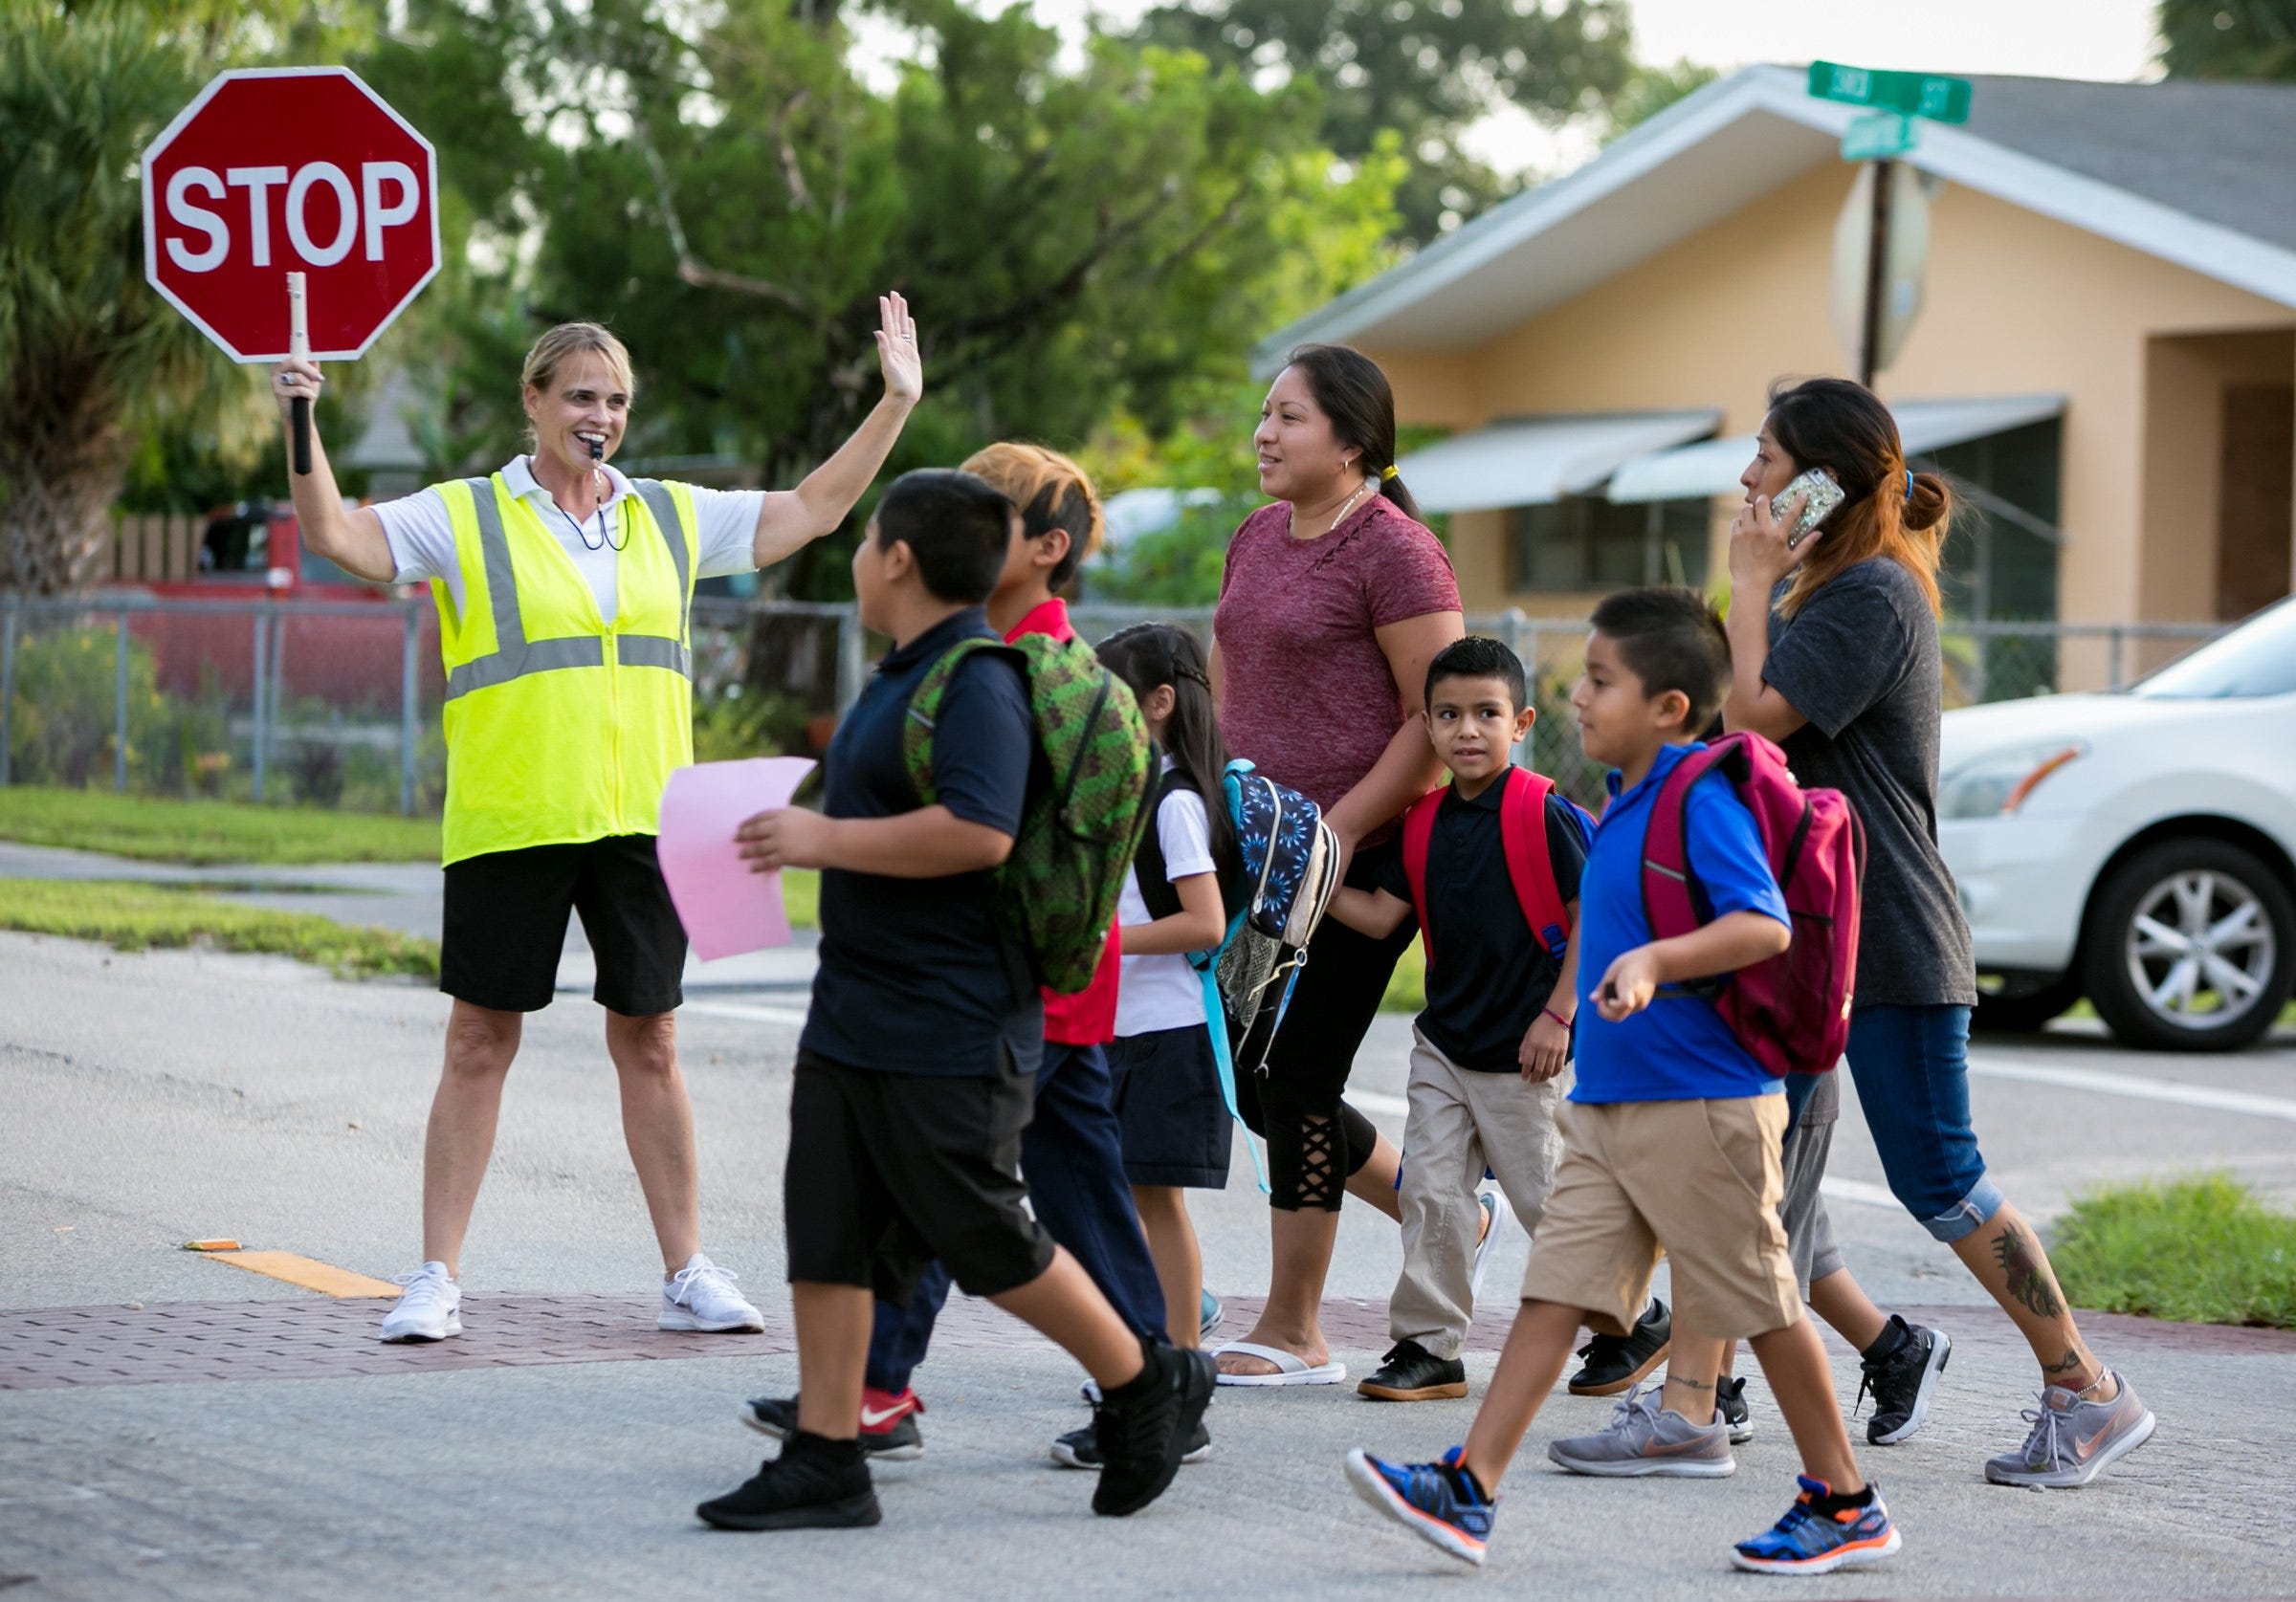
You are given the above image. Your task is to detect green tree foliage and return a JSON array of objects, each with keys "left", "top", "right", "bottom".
[
  {"left": 357, "top": 0, "right": 1400, "bottom": 598},
  {"left": 1604, "top": 56, "right": 1721, "bottom": 139},
  {"left": 0, "top": 2, "right": 387, "bottom": 590},
  {"left": 1132, "top": 0, "right": 1634, "bottom": 244},
  {"left": 2159, "top": 0, "right": 2296, "bottom": 79}
]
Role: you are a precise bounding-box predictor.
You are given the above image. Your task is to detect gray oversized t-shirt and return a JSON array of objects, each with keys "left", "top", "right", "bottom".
[{"left": 1763, "top": 560, "right": 1978, "bottom": 1009}]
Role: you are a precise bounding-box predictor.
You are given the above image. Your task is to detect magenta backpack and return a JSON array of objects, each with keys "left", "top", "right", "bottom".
[{"left": 1642, "top": 733, "right": 1866, "bottom": 1076}]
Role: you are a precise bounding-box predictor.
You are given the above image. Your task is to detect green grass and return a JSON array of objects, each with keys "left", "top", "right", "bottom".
[
  {"left": 0, "top": 787, "right": 440, "bottom": 866},
  {"left": 2052, "top": 1174, "right": 2296, "bottom": 1328},
  {"left": 0, "top": 878, "right": 439, "bottom": 981},
  {"left": 1380, "top": 937, "right": 1425, "bottom": 1013},
  {"left": 783, "top": 868, "right": 819, "bottom": 930}
]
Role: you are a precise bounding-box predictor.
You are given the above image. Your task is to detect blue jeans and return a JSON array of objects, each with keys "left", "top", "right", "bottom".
[
  {"left": 1843, "top": 1003, "right": 2003, "bottom": 1243},
  {"left": 864, "top": 1042, "right": 1167, "bottom": 1394}
]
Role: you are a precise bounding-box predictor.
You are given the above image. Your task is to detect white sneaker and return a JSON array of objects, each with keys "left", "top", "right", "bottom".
[
  {"left": 1469, "top": 1185, "right": 1512, "bottom": 1304},
  {"left": 379, "top": 1261, "right": 461, "bottom": 1343},
  {"left": 659, "top": 1252, "right": 765, "bottom": 1332}
]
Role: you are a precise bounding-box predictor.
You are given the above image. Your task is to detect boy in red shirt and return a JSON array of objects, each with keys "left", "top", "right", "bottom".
[{"left": 740, "top": 445, "right": 1178, "bottom": 1468}]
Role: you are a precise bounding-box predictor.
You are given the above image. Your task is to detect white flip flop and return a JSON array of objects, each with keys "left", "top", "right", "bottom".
[{"left": 1211, "top": 1340, "right": 1346, "bottom": 1387}]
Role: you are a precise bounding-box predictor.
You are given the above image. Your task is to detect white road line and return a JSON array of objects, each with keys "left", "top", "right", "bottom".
[
  {"left": 1353, "top": 1090, "right": 1409, "bottom": 1118},
  {"left": 1819, "top": 1177, "right": 1903, "bottom": 1210},
  {"left": 1969, "top": 1057, "right": 2296, "bottom": 1122},
  {"left": 682, "top": 999, "right": 810, "bottom": 1028}
]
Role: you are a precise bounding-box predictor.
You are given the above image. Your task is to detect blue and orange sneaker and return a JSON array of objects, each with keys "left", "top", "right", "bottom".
[
  {"left": 1731, "top": 1475, "right": 1902, "bottom": 1575},
  {"left": 1342, "top": 1445, "right": 1493, "bottom": 1567}
]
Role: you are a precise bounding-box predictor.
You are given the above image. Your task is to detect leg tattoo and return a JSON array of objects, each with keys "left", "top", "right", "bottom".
[{"left": 1990, "top": 1223, "right": 2064, "bottom": 1320}]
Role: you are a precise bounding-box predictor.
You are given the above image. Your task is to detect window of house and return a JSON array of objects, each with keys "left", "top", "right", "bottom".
[
  {"left": 1926, "top": 419, "right": 2063, "bottom": 622},
  {"left": 1508, "top": 496, "right": 1710, "bottom": 592}
]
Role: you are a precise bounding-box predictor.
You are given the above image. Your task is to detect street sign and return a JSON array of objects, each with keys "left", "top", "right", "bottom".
[
  {"left": 142, "top": 67, "right": 439, "bottom": 362},
  {"left": 1807, "top": 61, "right": 1974, "bottom": 125},
  {"left": 1842, "top": 111, "right": 1919, "bottom": 164}
]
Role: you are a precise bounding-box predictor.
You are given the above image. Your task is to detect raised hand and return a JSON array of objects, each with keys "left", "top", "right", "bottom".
[
  {"left": 271, "top": 356, "right": 324, "bottom": 421},
  {"left": 873, "top": 292, "right": 922, "bottom": 407}
]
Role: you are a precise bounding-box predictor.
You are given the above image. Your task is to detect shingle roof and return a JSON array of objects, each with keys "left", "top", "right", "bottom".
[{"left": 1954, "top": 75, "right": 2296, "bottom": 254}]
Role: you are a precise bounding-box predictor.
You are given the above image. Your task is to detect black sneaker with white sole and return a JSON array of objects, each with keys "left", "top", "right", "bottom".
[
  {"left": 1716, "top": 1375, "right": 1755, "bottom": 1443},
  {"left": 739, "top": 1394, "right": 924, "bottom": 1461},
  {"left": 1052, "top": 1417, "right": 1211, "bottom": 1469},
  {"left": 1857, "top": 1316, "right": 1951, "bottom": 1445},
  {"left": 696, "top": 1433, "right": 881, "bottom": 1531}
]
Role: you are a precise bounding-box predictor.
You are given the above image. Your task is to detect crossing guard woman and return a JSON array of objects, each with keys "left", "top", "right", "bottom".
[{"left": 272, "top": 296, "right": 924, "bottom": 1343}]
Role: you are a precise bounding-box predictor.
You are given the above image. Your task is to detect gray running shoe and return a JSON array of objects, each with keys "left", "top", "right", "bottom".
[
  {"left": 1547, "top": 1384, "right": 1735, "bottom": 1478},
  {"left": 1984, "top": 1372, "right": 2154, "bottom": 1488}
]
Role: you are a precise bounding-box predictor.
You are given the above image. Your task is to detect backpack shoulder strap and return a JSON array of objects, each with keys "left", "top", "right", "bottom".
[
  {"left": 1641, "top": 742, "right": 1730, "bottom": 939},
  {"left": 1499, "top": 767, "right": 1571, "bottom": 959},
  {"left": 900, "top": 636, "right": 1021, "bottom": 805},
  {"left": 1399, "top": 785, "right": 1445, "bottom": 965}
]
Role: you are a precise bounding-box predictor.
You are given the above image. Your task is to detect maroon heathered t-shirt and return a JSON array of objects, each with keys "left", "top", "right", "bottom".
[{"left": 1215, "top": 495, "right": 1460, "bottom": 827}]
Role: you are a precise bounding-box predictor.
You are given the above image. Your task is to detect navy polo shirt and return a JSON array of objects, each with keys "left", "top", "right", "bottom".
[
  {"left": 1571, "top": 741, "right": 1789, "bottom": 1105},
  {"left": 1374, "top": 774, "right": 1586, "bottom": 1071},
  {"left": 800, "top": 606, "right": 1044, "bottom": 1078}
]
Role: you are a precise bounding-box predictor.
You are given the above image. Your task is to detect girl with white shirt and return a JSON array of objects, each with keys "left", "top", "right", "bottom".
[{"left": 1095, "top": 624, "right": 1244, "bottom": 1351}]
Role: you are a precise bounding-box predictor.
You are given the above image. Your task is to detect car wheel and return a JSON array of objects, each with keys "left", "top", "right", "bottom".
[
  {"left": 2081, "top": 839, "right": 2296, "bottom": 1052},
  {"left": 1972, "top": 973, "right": 2083, "bottom": 1034}
]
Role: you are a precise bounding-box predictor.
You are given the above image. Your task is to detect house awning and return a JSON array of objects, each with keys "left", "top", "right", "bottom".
[
  {"left": 1605, "top": 394, "right": 2066, "bottom": 503},
  {"left": 1396, "top": 410, "right": 1721, "bottom": 516}
]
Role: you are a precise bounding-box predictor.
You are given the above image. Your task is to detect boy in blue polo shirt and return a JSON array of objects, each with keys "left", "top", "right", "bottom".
[
  {"left": 697, "top": 470, "right": 1212, "bottom": 1533},
  {"left": 1343, "top": 586, "right": 1897, "bottom": 1579}
]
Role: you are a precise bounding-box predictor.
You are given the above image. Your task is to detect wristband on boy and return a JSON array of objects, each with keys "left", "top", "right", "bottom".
[{"left": 1541, "top": 1006, "right": 1573, "bottom": 1030}]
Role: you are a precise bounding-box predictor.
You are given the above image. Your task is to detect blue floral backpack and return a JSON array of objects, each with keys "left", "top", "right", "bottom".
[{"left": 1192, "top": 758, "right": 1341, "bottom": 1192}]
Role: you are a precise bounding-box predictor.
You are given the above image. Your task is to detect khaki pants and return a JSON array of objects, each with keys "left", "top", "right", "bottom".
[{"left": 1388, "top": 1026, "right": 1567, "bottom": 1359}]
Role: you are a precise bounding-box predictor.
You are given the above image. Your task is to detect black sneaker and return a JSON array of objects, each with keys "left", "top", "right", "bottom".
[
  {"left": 1856, "top": 1316, "right": 1951, "bottom": 1445},
  {"left": 696, "top": 1434, "right": 881, "bottom": 1530},
  {"left": 1567, "top": 1298, "right": 1671, "bottom": 1396},
  {"left": 1716, "top": 1375, "right": 1755, "bottom": 1443},
  {"left": 1051, "top": 1416, "right": 1211, "bottom": 1469},
  {"left": 1358, "top": 1339, "right": 1468, "bottom": 1401},
  {"left": 1090, "top": 1344, "right": 1216, "bottom": 1517},
  {"left": 738, "top": 1393, "right": 925, "bottom": 1461}
]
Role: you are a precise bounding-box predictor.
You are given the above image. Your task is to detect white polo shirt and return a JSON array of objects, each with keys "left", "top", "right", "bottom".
[{"left": 372, "top": 455, "right": 766, "bottom": 624}]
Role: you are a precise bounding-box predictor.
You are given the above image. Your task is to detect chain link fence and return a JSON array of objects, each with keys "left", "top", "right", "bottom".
[{"left": 0, "top": 593, "right": 2231, "bottom": 818}]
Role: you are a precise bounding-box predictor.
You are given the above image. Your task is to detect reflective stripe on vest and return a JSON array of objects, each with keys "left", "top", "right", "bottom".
[
  {"left": 431, "top": 472, "right": 701, "bottom": 866},
  {"left": 443, "top": 476, "right": 694, "bottom": 702}
]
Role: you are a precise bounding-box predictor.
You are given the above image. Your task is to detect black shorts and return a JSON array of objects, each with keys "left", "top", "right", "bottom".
[
  {"left": 784, "top": 1050, "right": 1055, "bottom": 1304},
  {"left": 439, "top": 835, "right": 686, "bottom": 1016},
  {"left": 1107, "top": 1025, "right": 1232, "bottom": 1190}
]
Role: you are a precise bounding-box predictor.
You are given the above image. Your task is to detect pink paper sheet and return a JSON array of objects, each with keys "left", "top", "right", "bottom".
[{"left": 656, "top": 757, "right": 817, "bottom": 959}]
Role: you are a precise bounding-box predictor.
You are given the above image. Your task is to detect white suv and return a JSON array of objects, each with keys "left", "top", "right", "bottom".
[{"left": 1938, "top": 598, "right": 2296, "bottom": 1051}]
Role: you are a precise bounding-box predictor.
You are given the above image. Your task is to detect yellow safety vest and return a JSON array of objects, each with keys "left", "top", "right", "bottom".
[{"left": 431, "top": 473, "right": 701, "bottom": 867}]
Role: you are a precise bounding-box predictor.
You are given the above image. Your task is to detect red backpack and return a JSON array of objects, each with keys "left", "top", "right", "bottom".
[
  {"left": 1401, "top": 766, "right": 1593, "bottom": 966},
  {"left": 1641, "top": 733, "right": 1866, "bottom": 1076}
]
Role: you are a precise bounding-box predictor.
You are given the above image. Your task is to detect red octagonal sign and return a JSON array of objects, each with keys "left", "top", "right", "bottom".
[{"left": 143, "top": 67, "right": 440, "bottom": 362}]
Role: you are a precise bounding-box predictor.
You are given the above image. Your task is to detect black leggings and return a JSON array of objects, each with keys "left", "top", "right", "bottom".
[{"left": 1235, "top": 838, "right": 1414, "bottom": 1212}]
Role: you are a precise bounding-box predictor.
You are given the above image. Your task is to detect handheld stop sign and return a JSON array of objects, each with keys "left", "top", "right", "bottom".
[{"left": 142, "top": 66, "right": 440, "bottom": 474}]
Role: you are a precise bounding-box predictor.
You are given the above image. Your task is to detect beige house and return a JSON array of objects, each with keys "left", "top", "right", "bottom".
[{"left": 1260, "top": 67, "right": 2296, "bottom": 673}]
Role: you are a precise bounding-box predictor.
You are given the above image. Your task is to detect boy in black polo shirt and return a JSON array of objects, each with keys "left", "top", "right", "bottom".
[
  {"left": 1328, "top": 637, "right": 1585, "bottom": 1403},
  {"left": 699, "top": 471, "right": 1214, "bottom": 1531}
]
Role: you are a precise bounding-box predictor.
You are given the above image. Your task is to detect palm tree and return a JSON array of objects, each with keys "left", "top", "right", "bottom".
[{"left": 0, "top": 5, "right": 263, "bottom": 595}]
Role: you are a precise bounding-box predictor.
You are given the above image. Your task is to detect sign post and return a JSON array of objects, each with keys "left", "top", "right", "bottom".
[
  {"left": 142, "top": 66, "right": 439, "bottom": 460},
  {"left": 1806, "top": 61, "right": 1973, "bottom": 384}
]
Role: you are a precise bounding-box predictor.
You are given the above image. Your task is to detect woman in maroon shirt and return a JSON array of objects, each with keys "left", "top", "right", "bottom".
[{"left": 1211, "top": 344, "right": 1464, "bottom": 1382}]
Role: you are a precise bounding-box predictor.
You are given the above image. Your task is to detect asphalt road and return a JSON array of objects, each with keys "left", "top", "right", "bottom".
[{"left": 3, "top": 864, "right": 2294, "bottom": 1600}]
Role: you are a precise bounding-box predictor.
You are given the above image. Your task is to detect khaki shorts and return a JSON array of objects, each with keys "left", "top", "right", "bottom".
[{"left": 1517, "top": 1094, "right": 1801, "bottom": 1342}]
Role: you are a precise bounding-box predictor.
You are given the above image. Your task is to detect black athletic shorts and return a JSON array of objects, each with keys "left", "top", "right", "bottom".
[
  {"left": 1107, "top": 1025, "right": 1233, "bottom": 1190},
  {"left": 784, "top": 1050, "right": 1055, "bottom": 1304},
  {"left": 439, "top": 834, "right": 686, "bottom": 1016}
]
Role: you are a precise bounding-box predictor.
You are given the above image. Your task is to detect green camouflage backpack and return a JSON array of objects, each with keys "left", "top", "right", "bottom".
[{"left": 902, "top": 632, "right": 1155, "bottom": 995}]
